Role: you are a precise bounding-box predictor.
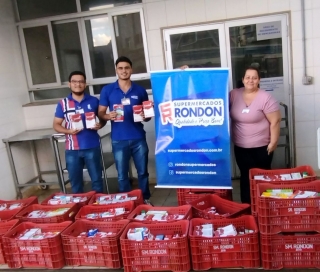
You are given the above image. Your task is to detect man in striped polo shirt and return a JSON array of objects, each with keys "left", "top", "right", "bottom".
[{"left": 53, "top": 71, "right": 105, "bottom": 193}]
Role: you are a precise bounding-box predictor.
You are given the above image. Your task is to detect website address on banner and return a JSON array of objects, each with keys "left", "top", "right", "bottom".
[
  {"left": 176, "top": 171, "right": 217, "bottom": 175},
  {"left": 168, "top": 148, "right": 222, "bottom": 153},
  {"left": 175, "top": 163, "right": 216, "bottom": 167}
]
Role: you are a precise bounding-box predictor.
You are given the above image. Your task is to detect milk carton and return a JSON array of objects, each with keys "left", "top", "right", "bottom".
[
  {"left": 85, "top": 112, "right": 96, "bottom": 128},
  {"left": 143, "top": 101, "right": 154, "bottom": 118},
  {"left": 133, "top": 105, "right": 143, "bottom": 122},
  {"left": 113, "top": 104, "right": 124, "bottom": 122},
  {"left": 70, "top": 114, "right": 84, "bottom": 130}
]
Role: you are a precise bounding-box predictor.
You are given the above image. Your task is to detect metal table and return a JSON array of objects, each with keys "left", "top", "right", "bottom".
[
  {"left": 51, "top": 132, "right": 113, "bottom": 194},
  {"left": 3, "top": 128, "right": 59, "bottom": 198},
  {"left": 2, "top": 128, "right": 113, "bottom": 198}
]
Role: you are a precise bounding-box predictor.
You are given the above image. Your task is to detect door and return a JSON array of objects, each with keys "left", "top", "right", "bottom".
[
  {"left": 225, "top": 15, "right": 291, "bottom": 170},
  {"left": 163, "top": 14, "right": 291, "bottom": 177},
  {"left": 164, "top": 24, "right": 227, "bottom": 69}
]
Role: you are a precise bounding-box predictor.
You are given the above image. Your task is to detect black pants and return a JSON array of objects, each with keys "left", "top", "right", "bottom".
[{"left": 234, "top": 145, "right": 273, "bottom": 204}]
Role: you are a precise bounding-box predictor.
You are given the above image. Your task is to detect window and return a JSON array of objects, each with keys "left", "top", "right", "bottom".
[
  {"left": 85, "top": 16, "right": 116, "bottom": 79},
  {"left": 23, "top": 26, "right": 57, "bottom": 85},
  {"left": 33, "top": 87, "right": 89, "bottom": 101},
  {"left": 113, "top": 13, "right": 147, "bottom": 73},
  {"left": 18, "top": 5, "right": 148, "bottom": 100},
  {"left": 17, "top": 0, "right": 77, "bottom": 21},
  {"left": 52, "top": 22, "right": 85, "bottom": 83},
  {"left": 80, "top": 0, "right": 142, "bottom": 11}
]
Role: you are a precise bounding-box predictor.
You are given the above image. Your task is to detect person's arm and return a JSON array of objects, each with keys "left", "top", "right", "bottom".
[
  {"left": 265, "top": 110, "right": 281, "bottom": 154},
  {"left": 53, "top": 117, "right": 81, "bottom": 135},
  {"left": 98, "top": 105, "right": 117, "bottom": 121}
]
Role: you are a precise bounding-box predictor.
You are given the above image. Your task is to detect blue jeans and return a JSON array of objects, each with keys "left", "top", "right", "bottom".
[
  {"left": 112, "top": 139, "right": 150, "bottom": 200},
  {"left": 65, "top": 147, "right": 103, "bottom": 193}
]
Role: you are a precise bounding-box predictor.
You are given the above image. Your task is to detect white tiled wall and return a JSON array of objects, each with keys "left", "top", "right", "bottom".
[
  {"left": 3, "top": 0, "right": 320, "bottom": 199},
  {"left": 0, "top": 0, "right": 31, "bottom": 199}
]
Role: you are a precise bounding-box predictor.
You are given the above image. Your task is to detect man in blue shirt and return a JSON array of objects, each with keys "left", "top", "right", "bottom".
[
  {"left": 53, "top": 71, "right": 105, "bottom": 193},
  {"left": 98, "top": 56, "right": 152, "bottom": 205}
]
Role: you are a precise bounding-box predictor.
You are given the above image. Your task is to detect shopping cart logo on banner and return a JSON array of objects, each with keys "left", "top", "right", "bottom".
[{"left": 159, "top": 99, "right": 224, "bottom": 128}]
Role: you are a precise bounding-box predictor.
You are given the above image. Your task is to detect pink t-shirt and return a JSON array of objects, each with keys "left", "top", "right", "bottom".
[{"left": 229, "top": 87, "right": 279, "bottom": 148}]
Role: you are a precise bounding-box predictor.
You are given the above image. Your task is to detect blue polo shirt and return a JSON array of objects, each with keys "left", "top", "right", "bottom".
[
  {"left": 55, "top": 93, "right": 100, "bottom": 150},
  {"left": 100, "top": 81, "right": 148, "bottom": 141}
]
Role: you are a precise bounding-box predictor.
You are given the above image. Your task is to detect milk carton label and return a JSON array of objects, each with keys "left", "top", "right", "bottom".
[
  {"left": 143, "top": 101, "right": 154, "bottom": 118},
  {"left": 70, "top": 114, "right": 84, "bottom": 130},
  {"left": 133, "top": 105, "right": 143, "bottom": 122},
  {"left": 113, "top": 104, "right": 124, "bottom": 122},
  {"left": 85, "top": 112, "right": 96, "bottom": 128}
]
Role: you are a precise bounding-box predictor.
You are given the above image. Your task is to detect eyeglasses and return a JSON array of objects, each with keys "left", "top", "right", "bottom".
[{"left": 71, "top": 80, "right": 85, "bottom": 85}]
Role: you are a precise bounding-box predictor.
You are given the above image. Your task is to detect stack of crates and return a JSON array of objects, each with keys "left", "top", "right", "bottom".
[
  {"left": 61, "top": 219, "right": 129, "bottom": 267},
  {"left": 257, "top": 180, "right": 320, "bottom": 269},
  {"left": 249, "top": 165, "right": 316, "bottom": 217},
  {"left": 120, "top": 220, "right": 190, "bottom": 272},
  {"left": 61, "top": 190, "right": 138, "bottom": 268},
  {"left": 2, "top": 221, "right": 72, "bottom": 269},
  {"left": 189, "top": 216, "right": 260, "bottom": 270}
]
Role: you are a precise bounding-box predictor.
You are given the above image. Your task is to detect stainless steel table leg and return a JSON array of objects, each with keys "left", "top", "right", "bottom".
[
  {"left": 51, "top": 136, "right": 67, "bottom": 193},
  {"left": 31, "top": 140, "right": 42, "bottom": 181},
  {"left": 100, "top": 139, "right": 109, "bottom": 194},
  {"left": 4, "top": 141, "right": 21, "bottom": 199}
]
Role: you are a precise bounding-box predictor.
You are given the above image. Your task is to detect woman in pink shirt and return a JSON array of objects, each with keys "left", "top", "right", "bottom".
[{"left": 230, "top": 66, "right": 281, "bottom": 204}]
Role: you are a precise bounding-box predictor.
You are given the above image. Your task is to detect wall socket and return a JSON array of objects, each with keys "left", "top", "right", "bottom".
[{"left": 302, "top": 76, "right": 313, "bottom": 85}]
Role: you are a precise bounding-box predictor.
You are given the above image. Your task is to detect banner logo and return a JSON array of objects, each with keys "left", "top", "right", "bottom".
[{"left": 159, "top": 99, "right": 224, "bottom": 128}]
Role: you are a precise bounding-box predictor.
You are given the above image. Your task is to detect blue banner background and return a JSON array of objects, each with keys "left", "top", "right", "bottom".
[{"left": 151, "top": 68, "right": 231, "bottom": 188}]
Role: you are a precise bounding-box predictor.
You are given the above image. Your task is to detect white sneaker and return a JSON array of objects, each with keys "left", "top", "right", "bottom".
[{"left": 144, "top": 199, "right": 153, "bottom": 206}]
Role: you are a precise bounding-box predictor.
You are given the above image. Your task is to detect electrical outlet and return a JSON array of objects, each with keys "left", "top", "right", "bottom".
[{"left": 302, "top": 76, "right": 313, "bottom": 85}]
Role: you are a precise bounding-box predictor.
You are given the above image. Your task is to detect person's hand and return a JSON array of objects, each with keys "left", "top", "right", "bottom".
[
  {"left": 68, "top": 128, "right": 82, "bottom": 135},
  {"left": 267, "top": 143, "right": 277, "bottom": 155},
  {"left": 90, "top": 122, "right": 102, "bottom": 130},
  {"left": 109, "top": 111, "right": 117, "bottom": 121},
  {"left": 180, "top": 65, "right": 189, "bottom": 70}
]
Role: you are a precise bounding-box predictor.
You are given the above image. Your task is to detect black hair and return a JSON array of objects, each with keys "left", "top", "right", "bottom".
[
  {"left": 68, "top": 71, "right": 86, "bottom": 82},
  {"left": 115, "top": 56, "right": 132, "bottom": 67},
  {"left": 243, "top": 66, "right": 261, "bottom": 79}
]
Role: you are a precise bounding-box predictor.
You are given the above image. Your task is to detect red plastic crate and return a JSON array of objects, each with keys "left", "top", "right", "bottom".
[
  {"left": 177, "top": 188, "right": 232, "bottom": 205},
  {"left": 120, "top": 220, "right": 190, "bottom": 272},
  {"left": 2, "top": 221, "right": 72, "bottom": 269},
  {"left": 127, "top": 204, "right": 192, "bottom": 223},
  {"left": 190, "top": 194, "right": 250, "bottom": 219},
  {"left": 89, "top": 189, "right": 144, "bottom": 207},
  {"left": 250, "top": 165, "right": 316, "bottom": 216},
  {"left": 189, "top": 216, "right": 260, "bottom": 270},
  {"left": 41, "top": 191, "right": 95, "bottom": 207},
  {"left": 15, "top": 203, "right": 79, "bottom": 223},
  {"left": 75, "top": 201, "right": 135, "bottom": 221},
  {"left": 0, "top": 196, "right": 38, "bottom": 222},
  {"left": 257, "top": 181, "right": 320, "bottom": 234},
  {"left": 0, "top": 220, "right": 20, "bottom": 264},
  {"left": 260, "top": 232, "right": 320, "bottom": 269},
  {"left": 61, "top": 219, "right": 129, "bottom": 267}
]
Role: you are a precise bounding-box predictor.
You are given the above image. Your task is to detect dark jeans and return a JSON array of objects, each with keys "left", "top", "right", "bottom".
[
  {"left": 65, "top": 146, "right": 103, "bottom": 193},
  {"left": 112, "top": 139, "right": 151, "bottom": 200},
  {"left": 234, "top": 145, "right": 273, "bottom": 204}
]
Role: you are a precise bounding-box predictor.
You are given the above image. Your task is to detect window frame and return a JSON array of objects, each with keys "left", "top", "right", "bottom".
[
  {"left": 16, "top": 4, "right": 149, "bottom": 100},
  {"left": 19, "top": 21, "right": 62, "bottom": 89}
]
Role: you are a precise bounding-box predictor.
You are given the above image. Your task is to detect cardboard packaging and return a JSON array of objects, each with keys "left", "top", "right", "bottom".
[
  {"left": 70, "top": 114, "right": 84, "bottom": 130},
  {"left": 85, "top": 112, "right": 96, "bottom": 128},
  {"left": 133, "top": 105, "right": 143, "bottom": 122},
  {"left": 113, "top": 104, "right": 124, "bottom": 122},
  {"left": 143, "top": 101, "right": 154, "bottom": 118}
]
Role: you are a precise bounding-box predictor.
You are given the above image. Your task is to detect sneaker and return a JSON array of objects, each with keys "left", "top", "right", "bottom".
[{"left": 144, "top": 199, "right": 153, "bottom": 206}]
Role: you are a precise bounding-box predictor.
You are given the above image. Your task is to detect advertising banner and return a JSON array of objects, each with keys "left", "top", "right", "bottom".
[{"left": 150, "top": 68, "right": 231, "bottom": 188}]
